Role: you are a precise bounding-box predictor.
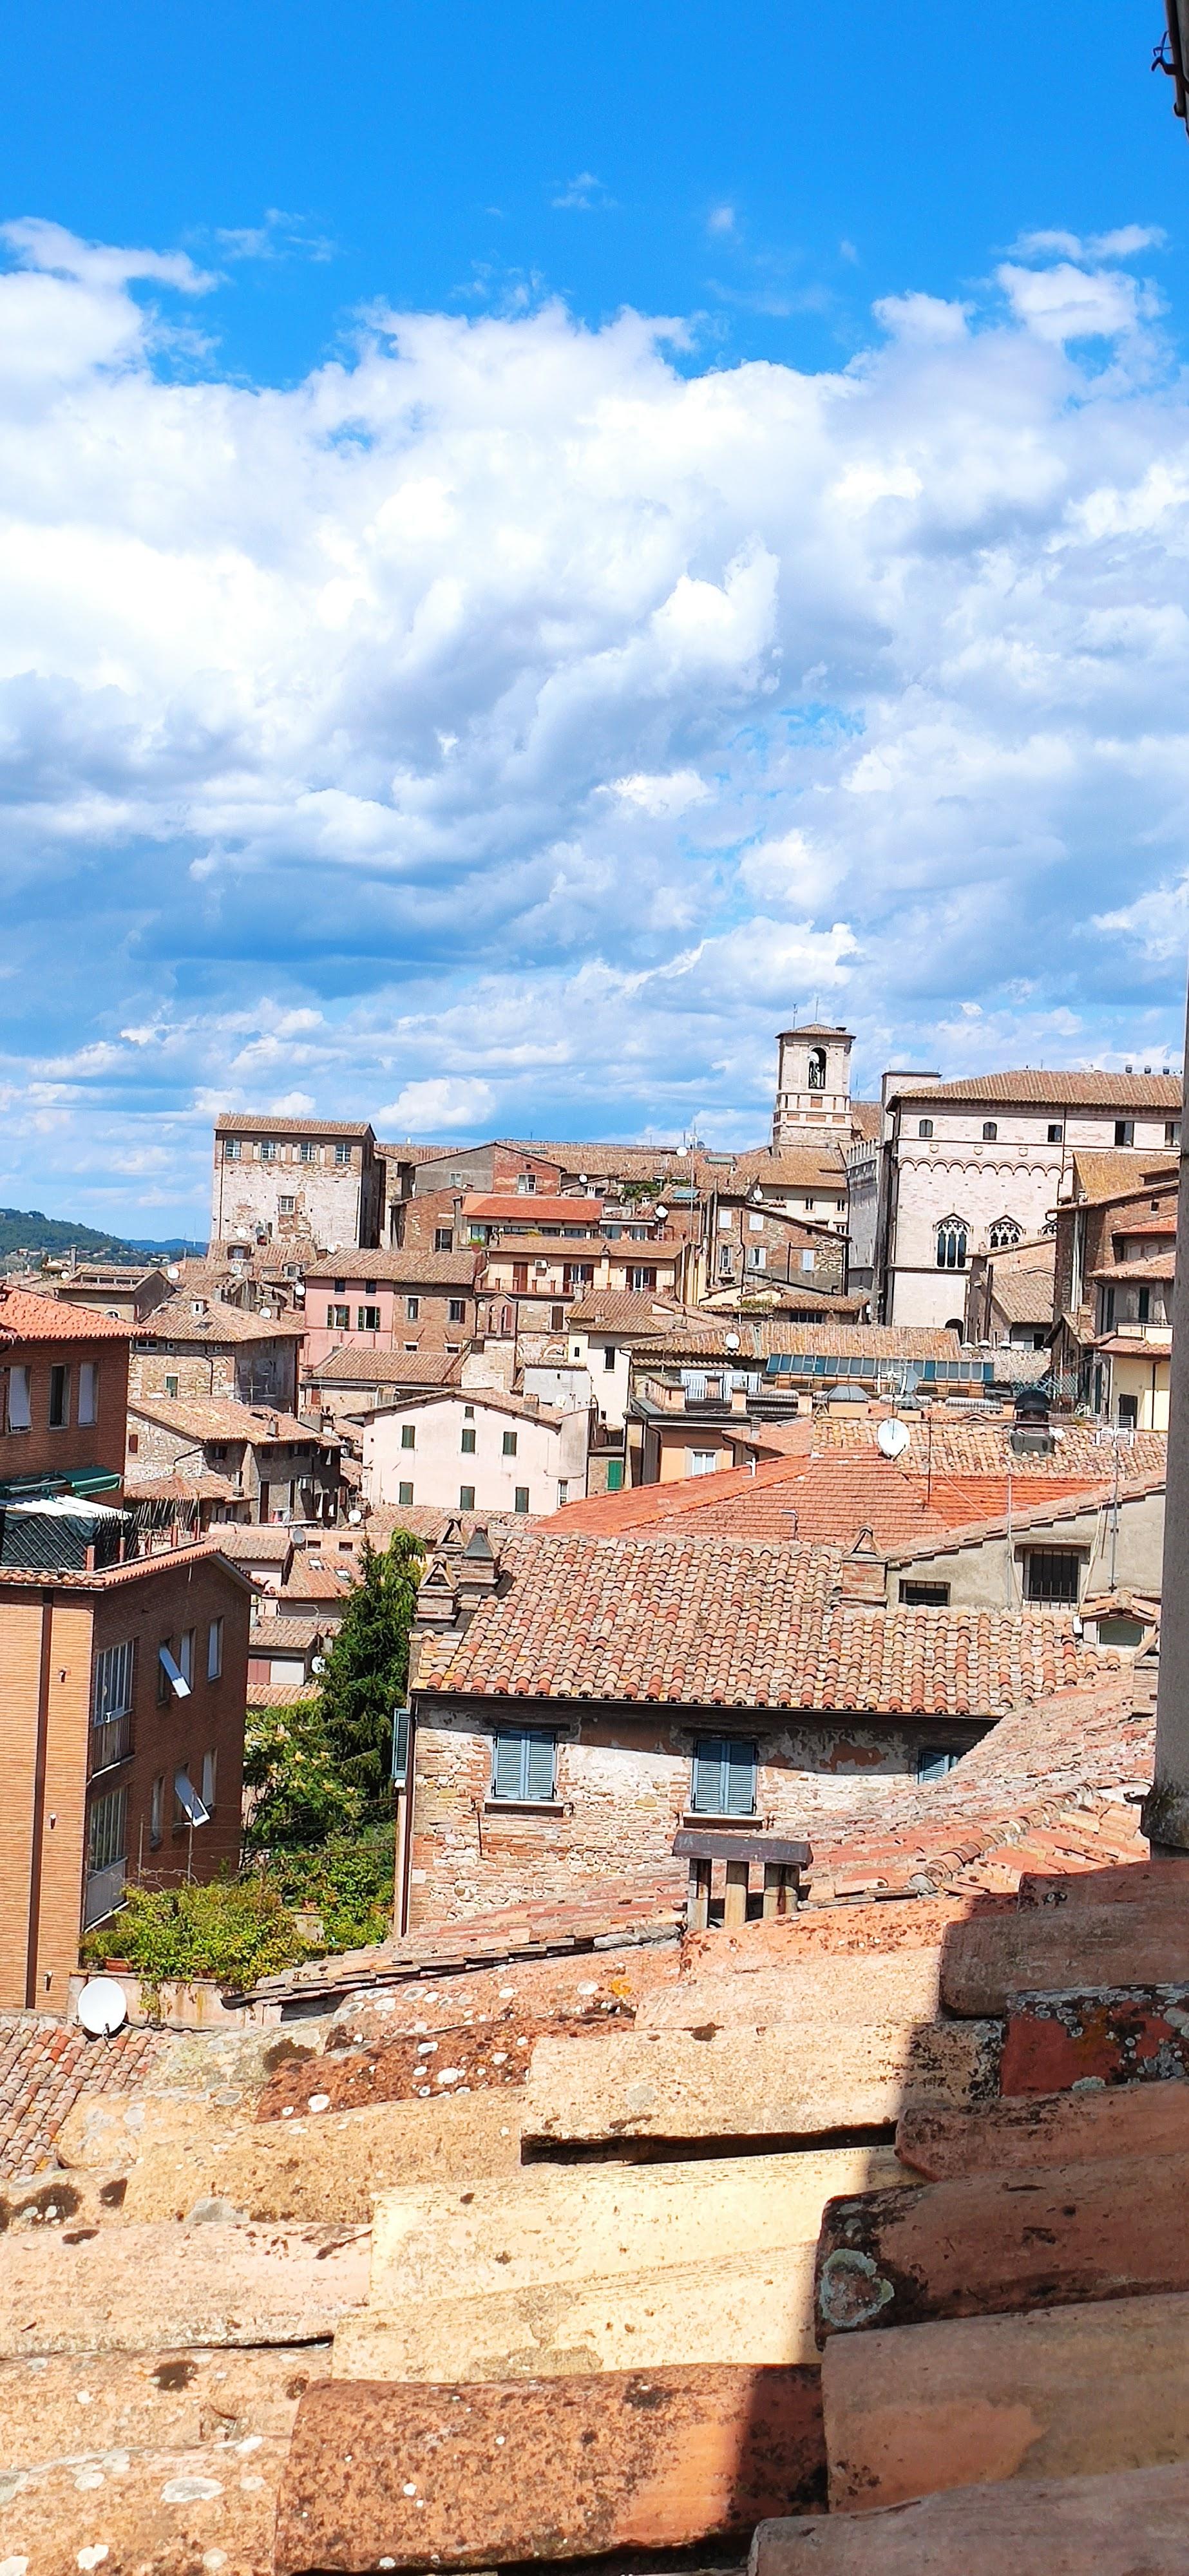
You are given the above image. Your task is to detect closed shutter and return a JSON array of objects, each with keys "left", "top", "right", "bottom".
[
  {"left": 525, "top": 1731, "right": 556, "bottom": 1801},
  {"left": 391, "top": 1707, "right": 411, "bottom": 1788},
  {"left": 492, "top": 1730, "right": 524, "bottom": 1800},
  {"left": 692, "top": 1736, "right": 756, "bottom": 1815},
  {"left": 691, "top": 1738, "right": 727, "bottom": 1814},
  {"left": 724, "top": 1738, "right": 757, "bottom": 1815}
]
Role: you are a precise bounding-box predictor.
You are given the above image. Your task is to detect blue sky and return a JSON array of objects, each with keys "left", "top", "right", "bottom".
[{"left": 3, "top": 1, "right": 1189, "bottom": 1233}]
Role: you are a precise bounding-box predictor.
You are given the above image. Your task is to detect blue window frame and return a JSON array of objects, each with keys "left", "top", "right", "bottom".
[
  {"left": 491, "top": 1727, "right": 556, "bottom": 1802},
  {"left": 690, "top": 1736, "right": 757, "bottom": 1817}
]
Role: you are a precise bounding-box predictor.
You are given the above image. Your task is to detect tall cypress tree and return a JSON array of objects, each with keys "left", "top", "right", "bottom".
[{"left": 317, "top": 1530, "right": 423, "bottom": 1813}]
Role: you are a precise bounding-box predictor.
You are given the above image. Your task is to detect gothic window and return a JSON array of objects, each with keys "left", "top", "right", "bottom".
[
  {"left": 936, "top": 1216, "right": 968, "bottom": 1271},
  {"left": 807, "top": 1046, "right": 826, "bottom": 1091},
  {"left": 989, "top": 1217, "right": 1022, "bottom": 1250}
]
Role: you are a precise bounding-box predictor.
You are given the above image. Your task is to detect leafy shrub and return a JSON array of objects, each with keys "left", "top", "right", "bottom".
[
  {"left": 243, "top": 1695, "right": 363, "bottom": 1848},
  {"left": 82, "top": 1870, "right": 305, "bottom": 2005},
  {"left": 265, "top": 1824, "right": 395, "bottom": 1951}
]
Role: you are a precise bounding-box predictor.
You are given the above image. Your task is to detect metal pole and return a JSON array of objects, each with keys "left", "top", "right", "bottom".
[{"left": 1141, "top": 966, "right": 1189, "bottom": 1853}]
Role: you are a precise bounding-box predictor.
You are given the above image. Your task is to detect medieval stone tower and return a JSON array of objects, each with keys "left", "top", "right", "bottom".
[{"left": 771, "top": 1023, "right": 854, "bottom": 1144}]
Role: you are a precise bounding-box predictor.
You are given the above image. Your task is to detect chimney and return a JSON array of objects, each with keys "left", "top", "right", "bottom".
[
  {"left": 456, "top": 1523, "right": 501, "bottom": 1612},
  {"left": 837, "top": 1528, "right": 888, "bottom": 1606},
  {"left": 730, "top": 1385, "right": 748, "bottom": 1416}
]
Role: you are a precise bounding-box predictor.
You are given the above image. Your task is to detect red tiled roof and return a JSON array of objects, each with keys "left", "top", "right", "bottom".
[
  {"left": 0, "top": 1284, "right": 133, "bottom": 1343},
  {"left": 128, "top": 1394, "right": 336, "bottom": 1445},
  {"left": 0, "top": 1539, "right": 254, "bottom": 1593},
  {"left": 215, "top": 1112, "right": 373, "bottom": 1137},
  {"left": 892, "top": 1069, "right": 1182, "bottom": 1110},
  {"left": 567, "top": 1293, "right": 689, "bottom": 1332},
  {"left": 303, "top": 1346, "right": 464, "bottom": 1387},
  {"left": 414, "top": 1529, "right": 1113, "bottom": 1714},
  {"left": 303, "top": 1249, "right": 479, "bottom": 1286},
  {"left": 1090, "top": 1258, "right": 1175, "bottom": 1283},
  {"left": 462, "top": 1195, "right": 605, "bottom": 1224}
]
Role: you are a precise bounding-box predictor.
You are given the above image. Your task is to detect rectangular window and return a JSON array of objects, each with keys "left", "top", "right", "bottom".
[
  {"left": 157, "top": 1640, "right": 191, "bottom": 1702},
  {"left": 549, "top": 1302, "right": 565, "bottom": 1330},
  {"left": 329, "top": 1303, "right": 350, "bottom": 1329},
  {"left": 557, "top": 1479, "right": 569, "bottom": 1505},
  {"left": 165, "top": 1374, "right": 179, "bottom": 1398},
  {"left": 335, "top": 1142, "right": 351, "bottom": 1166},
  {"left": 748, "top": 1212, "right": 764, "bottom": 1232},
  {"left": 982, "top": 1120, "right": 998, "bottom": 1141},
  {"left": 502, "top": 1429, "right": 518, "bottom": 1455},
  {"left": 278, "top": 1194, "right": 296, "bottom": 1215},
  {"left": 918, "top": 1117, "right": 934, "bottom": 1139},
  {"left": 178, "top": 1630, "right": 195, "bottom": 1687},
  {"left": 299, "top": 1139, "right": 316, "bottom": 1162},
  {"left": 449, "top": 1298, "right": 466, "bottom": 1323},
  {"left": 491, "top": 1726, "right": 556, "bottom": 1801},
  {"left": 334, "top": 1278, "right": 347, "bottom": 1294},
  {"left": 6, "top": 1363, "right": 31, "bottom": 1432},
  {"left": 801, "top": 1249, "right": 815, "bottom": 1272},
  {"left": 259, "top": 1139, "right": 277, "bottom": 1161},
  {"left": 435, "top": 1228, "right": 453, "bottom": 1252},
  {"left": 461, "top": 1425, "right": 477, "bottom": 1454},
  {"left": 899, "top": 1580, "right": 951, "bottom": 1607},
  {"left": 48, "top": 1364, "right": 70, "bottom": 1428},
  {"left": 401, "top": 1424, "right": 416, "bottom": 1449},
  {"left": 224, "top": 1137, "right": 242, "bottom": 1160},
  {"left": 406, "top": 1296, "right": 420, "bottom": 1320},
  {"left": 93, "top": 1640, "right": 135, "bottom": 1723},
  {"left": 746, "top": 1247, "right": 767, "bottom": 1271},
  {"left": 718, "top": 1210, "right": 734, "bottom": 1232},
  {"left": 459, "top": 1482, "right": 476, "bottom": 1510},
  {"left": 627, "top": 1266, "right": 656, "bottom": 1292},
  {"left": 514, "top": 1485, "right": 529, "bottom": 1513},
  {"left": 78, "top": 1361, "right": 98, "bottom": 1426},
  {"left": 398, "top": 1479, "right": 414, "bottom": 1506},
  {"left": 1048, "top": 1122, "right": 1064, "bottom": 1144},
  {"left": 513, "top": 1263, "right": 529, "bottom": 1293},
  {"left": 1138, "top": 1285, "right": 1152, "bottom": 1323},
  {"left": 690, "top": 1736, "right": 757, "bottom": 1817},
  {"left": 358, "top": 1305, "right": 381, "bottom": 1330},
  {"left": 689, "top": 1448, "right": 719, "bottom": 1476},
  {"left": 917, "top": 1746, "right": 960, "bottom": 1783},
  {"left": 201, "top": 1750, "right": 218, "bottom": 1814},
  {"left": 87, "top": 1783, "right": 128, "bottom": 1872},
  {"left": 604, "top": 1344, "right": 617, "bottom": 1370},
  {"left": 149, "top": 1774, "right": 164, "bottom": 1848},
  {"left": 207, "top": 1617, "right": 224, "bottom": 1682},
  {"left": 1115, "top": 1120, "right": 1135, "bottom": 1148},
  {"left": 1119, "top": 1392, "right": 1140, "bottom": 1429},
  {"left": 1023, "top": 1548, "right": 1081, "bottom": 1606},
  {"left": 1166, "top": 1121, "right": 1181, "bottom": 1147},
  {"left": 464, "top": 1403, "right": 475, "bottom": 1418},
  {"left": 127, "top": 1431, "right": 139, "bottom": 1456}
]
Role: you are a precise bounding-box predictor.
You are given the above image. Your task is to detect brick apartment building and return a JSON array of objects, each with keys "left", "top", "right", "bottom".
[
  {"left": 0, "top": 1528, "right": 253, "bottom": 2009},
  {"left": 0, "top": 1283, "right": 130, "bottom": 1500},
  {"left": 301, "top": 1249, "right": 480, "bottom": 1368}
]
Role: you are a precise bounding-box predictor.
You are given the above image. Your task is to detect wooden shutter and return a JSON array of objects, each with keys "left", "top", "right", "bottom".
[
  {"left": 723, "top": 1738, "right": 757, "bottom": 1815},
  {"left": 525, "top": 1731, "right": 556, "bottom": 1801},
  {"left": 492, "top": 1730, "right": 524, "bottom": 1800},
  {"left": 391, "top": 1707, "right": 411, "bottom": 1788},
  {"left": 691, "top": 1738, "right": 726, "bottom": 1813}
]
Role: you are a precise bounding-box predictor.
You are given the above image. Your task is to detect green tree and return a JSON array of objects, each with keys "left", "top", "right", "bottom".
[
  {"left": 243, "top": 1696, "right": 363, "bottom": 1849},
  {"left": 316, "top": 1529, "right": 423, "bottom": 1814}
]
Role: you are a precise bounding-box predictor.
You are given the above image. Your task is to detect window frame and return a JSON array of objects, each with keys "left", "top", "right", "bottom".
[
  {"left": 490, "top": 1725, "right": 557, "bottom": 1803},
  {"left": 78, "top": 1361, "right": 98, "bottom": 1427},
  {"left": 690, "top": 1734, "right": 758, "bottom": 1819},
  {"left": 48, "top": 1363, "right": 70, "bottom": 1429},
  {"left": 1023, "top": 1547, "right": 1082, "bottom": 1607},
  {"left": 207, "top": 1617, "right": 224, "bottom": 1683},
  {"left": 397, "top": 1479, "right": 414, "bottom": 1506},
  {"left": 459, "top": 1482, "right": 476, "bottom": 1510},
  {"left": 513, "top": 1484, "right": 530, "bottom": 1513},
  {"left": 917, "top": 1117, "right": 934, "bottom": 1139},
  {"left": 935, "top": 1217, "right": 968, "bottom": 1272}
]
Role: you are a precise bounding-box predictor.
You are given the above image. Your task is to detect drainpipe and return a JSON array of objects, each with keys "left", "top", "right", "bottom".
[
  {"left": 24, "top": 1593, "right": 55, "bottom": 2009},
  {"left": 1141, "top": 969, "right": 1189, "bottom": 1853}
]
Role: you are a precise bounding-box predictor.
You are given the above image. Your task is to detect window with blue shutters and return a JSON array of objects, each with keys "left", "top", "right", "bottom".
[
  {"left": 690, "top": 1736, "right": 757, "bottom": 1817},
  {"left": 491, "top": 1727, "right": 557, "bottom": 1802},
  {"left": 391, "top": 1707, "right": 411, "bottom": 1788}
]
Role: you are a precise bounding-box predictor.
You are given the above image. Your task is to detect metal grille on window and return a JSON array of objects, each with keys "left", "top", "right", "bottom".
[
  {"left": 491, "top": 1727, "right": 556, "bottom": 1801},
  {"left": 1024, "top": 1549, "right": 1081, "bottom": 1606},
  {"left": 690, "top": 1736, "right": 757, "bottom": 1816}
]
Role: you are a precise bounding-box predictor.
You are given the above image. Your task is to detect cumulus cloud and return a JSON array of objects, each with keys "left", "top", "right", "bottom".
[
  {"left": 551, "top": 173, "right": 614, "bottom": 211},
  {"left": 1, "top": 216, "right": 1188, "bottom": 1228}
]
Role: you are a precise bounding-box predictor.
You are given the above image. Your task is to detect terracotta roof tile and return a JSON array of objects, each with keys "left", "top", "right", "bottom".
[
  {"left": 893, "top": 1070, "right": 1182, "bottom": 1110},
  {"left": 128, "top": 1394, "right": 336, "bottom": 1445},
  {"left": 0, "top": 1285, "right": 133, "bottom": 1343}
]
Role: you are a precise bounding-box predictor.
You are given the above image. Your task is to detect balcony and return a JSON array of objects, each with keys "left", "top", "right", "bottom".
[
  {"left": 89, "top": 1710, "right": 133, "bottom": 1774},
  {"left": 82, "top": 1858, "right": 127, "bottom": 1928}
]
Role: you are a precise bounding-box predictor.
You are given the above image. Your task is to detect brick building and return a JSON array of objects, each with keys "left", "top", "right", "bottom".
[
  {"left": 402, "top": 1522, "right": 1112, "bottom": 1929},
  {"left": 211, "top": 1114, "right": 383, "bottom": 1251},
  {"left": 301, "top": 1249, "right": 480, "bottom": 1368},
  {"left": 125, "top": 1394, "right": 342, "bottom": 1523},
  {"left": 0, "top": 1524, "right": 252, "bottom": 2009},
  {"left": 128, "top": 1293, "right": 306, "bottom": 1410},
  {"left": 52, "top": 1264, "right": 173, "bottom": 1324},
  {"left": 0, "top": 1283, "right": 131, "bottom": 1501}
]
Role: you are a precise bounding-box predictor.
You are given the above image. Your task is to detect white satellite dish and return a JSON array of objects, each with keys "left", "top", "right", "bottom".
[
  {"left": 877, "top": 1418, "right": 911, "bottom": 1461},
  {"left": 724, "top": 1331, "right": 741, "bottom": 1352},
  {"left": 77, "top": 1976, "right": 128, "bottom": 2038}
]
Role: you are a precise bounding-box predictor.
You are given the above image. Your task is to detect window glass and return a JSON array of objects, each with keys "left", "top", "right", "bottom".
[
  {"left": 398, "top": 1480, "right": 414, "bottom": 1506},
  {"left": 178, "top": 1630, "right": 195, "bottom": 1686},
  {"left": 207, "top": 1618, "right": 224, "bottom": 1682},
  {"left": 514, "top": 1485, "right": 529, "bottom": 1512},
  {"left": 93, "top": 1640, "right": 135, "bottom": 1722},
  {"left": 406, "top": 1296, "right": 420, "bottom": 1320},
  {"left": 918, "top": 1117, "right": 933, "bottom": 1138},
  {"left": 48, "top": 1364, "right": 70, "bottom": 1428},
  {"left": 459, "top": 1482, "right": 476, "bottom": 1509},
  {"left": 6, "top": 1364, "right": 31, "bottom": 1431},
  {"left": 936, "top": 1218, "right": 968, "bottom": 1271},
  {"left": 78, "top": 1361, "right": 98, "bottom": 1426},
  {"left": 201, "top": 1750, "right": 218, "bottom": 1813},
  {"left": 461, "top": 1426, "right": 476, "bottom": 1454},
  {"left": 502, "top": 1429, "right": 518, "bottom": 1455}
]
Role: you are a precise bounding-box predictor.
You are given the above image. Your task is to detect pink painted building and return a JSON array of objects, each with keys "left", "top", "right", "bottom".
[{"left": 301, "top": 1249, "right": 482, "bottom": 1368}]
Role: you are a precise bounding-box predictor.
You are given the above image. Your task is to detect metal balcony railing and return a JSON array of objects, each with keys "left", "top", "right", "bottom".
[
  {"left": 89, "top": 1711, "right": 133, "bottom": 1775},
  {"left": 82, "top": 1858, "right": 127, "bottom": 1928}
]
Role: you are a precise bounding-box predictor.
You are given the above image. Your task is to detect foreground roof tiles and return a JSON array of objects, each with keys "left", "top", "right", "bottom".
[
  {"left": 0, "top": 1284, "right": 133, "bottom": 1343},
  {"left": 415, "top": 1530, "right": 1112, "bottom": 1713}
]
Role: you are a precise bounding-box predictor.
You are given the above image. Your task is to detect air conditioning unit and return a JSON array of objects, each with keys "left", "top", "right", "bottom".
[{"left": 534, "top": 1260, "right": 549, "bottom": 1273}]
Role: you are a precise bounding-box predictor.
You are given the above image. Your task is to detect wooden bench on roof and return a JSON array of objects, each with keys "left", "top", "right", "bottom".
[{"left": 672, "top": 1828, "right": 812, "bottom": 1931}]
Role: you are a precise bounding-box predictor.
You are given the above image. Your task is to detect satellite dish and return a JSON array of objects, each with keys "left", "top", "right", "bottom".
[
  {"left": 724, "top": 1331, "right": 741, "bottom": 1351},
  {"left": 877, "top": 1418, "right": 911, "bottom": 1461},
  {"left": 77, "top": 1976, "right": 128, "bottom": 2038}
]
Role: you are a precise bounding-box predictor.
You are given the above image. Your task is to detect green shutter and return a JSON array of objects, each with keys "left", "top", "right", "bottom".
[
  {"left": 724, "top": 1738, "right": 757, "bottom": 1815},
  {"left": 691, "top": 1738, "right": 725, "bottom": 1813},
  {"left": 391, "top": 1707, "right": 410, "bottom": 1788},
  {"left": 492, "top": 1731, "right": 523, "bottom": 1800},
  {"left": 525, "top": 1731, "right": 556, "bottom": 1801}
]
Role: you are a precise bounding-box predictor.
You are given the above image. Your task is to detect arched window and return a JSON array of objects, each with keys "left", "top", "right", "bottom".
[
  {"left": 936, "top": 1216, "right": 968, "bottom": 1271},
  {"left": 807, "top": 1046, "right": 826, "bottom": 1092},
  {"left": 989, "top": 1216, "right": 1022, "bottom": 1251}
]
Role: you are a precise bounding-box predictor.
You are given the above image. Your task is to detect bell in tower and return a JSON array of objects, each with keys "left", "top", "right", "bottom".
[{"left": 771, "top": 1022, "right": 854, "bottom": 1143}]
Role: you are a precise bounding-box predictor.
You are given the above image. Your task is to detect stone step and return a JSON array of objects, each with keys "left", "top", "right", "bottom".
[
  {"left": 822, "top": 2291, "right": 1189, "bottom": 2512},
  {"left": 368, "top": 2146, "right": 902, "bottom": 2304},
  {"left": 897, "top": 2076, "right": 1189, "bottom": 2179},
  {"left": 1000, "top": 1988, "right": 1189, "bottom": 2095},
  {"left": 335, "top": 2246, "right": 827, "bottom": 2380},
  {"left": 0, "top": 2345, "right": 330, "bottom": 2472},
  {"left": 815, "top": 2152, "right": 1189, "bottom": 2342},
  {"left": 940, "top": 1906, "right": 1189, "bottom": 2016},
  {"left": 122, "top": 2088, "right": 527, "bottom": 2224},
  {"left": 748, "top": 2462, "right": 1189, "bottom": 2574},
  {"left": 523, "top": 2022, "right": 1001, "bottom": 2143},
  {"left": 53, "top": 2089, "right": 240, "bottom": 2172},
  {"left": 273, "top": 2365, "right": 826, "bottom": 2570},
  {"left": 0, "top": 2433, "right": 289, "bottom": 2576},
  {"left": 638, "top": 1951, "right": 944, "bottom": 2031},
  {"left": 0, "top": 2222, "right": 370, "bottom": 2357}
]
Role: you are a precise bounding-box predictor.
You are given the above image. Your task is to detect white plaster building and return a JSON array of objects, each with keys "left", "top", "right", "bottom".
[
  {"left": 873, "top": 1070, "right": 1183, "bottom": 1328},
  {"left": 363, "top": 1389, "right": 591, "bottom": 1518}
]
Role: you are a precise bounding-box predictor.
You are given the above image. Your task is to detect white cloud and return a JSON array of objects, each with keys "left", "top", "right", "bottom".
[
  {"left": 551, "top": 173, "right": 614, "bottom": 212},
  {"left": 707, "top": 205, "right": 737, "bottom": 237},
  {"left": 1011, "top": 224, "right": 1166, "bottom": 264},
  {"left": 1, "top": 219, "right": 1188, "bottom": 1227},
  {"left": 375, "top": 1076, "right": 497, "bottom": 1132}
]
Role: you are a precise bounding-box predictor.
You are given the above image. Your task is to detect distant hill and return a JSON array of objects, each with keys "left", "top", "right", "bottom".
[{"left": 0, "top": 1207, "right": 205, "bottom": 1267}]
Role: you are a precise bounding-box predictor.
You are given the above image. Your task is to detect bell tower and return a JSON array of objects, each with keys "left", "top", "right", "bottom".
[{"left": 771, "top": 1023, "right": 854, "bottom": 1144}]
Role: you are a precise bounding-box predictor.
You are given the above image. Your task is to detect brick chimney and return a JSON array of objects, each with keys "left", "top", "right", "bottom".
[
  {"left": 408, "top": 1524, "right": 502, "bottom": 1682},
  {"left": 836, "top": 1527, "right": 888, "bottom": 1606}
]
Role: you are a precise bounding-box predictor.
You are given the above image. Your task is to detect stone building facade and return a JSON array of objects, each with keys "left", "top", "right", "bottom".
[
  {"left": 128, "top": 1295, "right": 304, "bottom": 1411},
  {"left": 301, "top": 1250, "right": 480, "bottom": 1368},
  {"left": 770, "top": 1023, "right": 855, "bottom": 1145},
  {"left": 125, "top": 1396, "right": 342, "bottom": 1524},
  {"left": 211, "top": 1115, "right": 383, "bottom": 1252}
]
